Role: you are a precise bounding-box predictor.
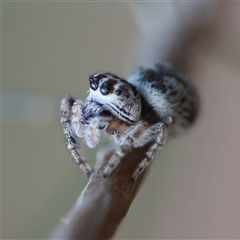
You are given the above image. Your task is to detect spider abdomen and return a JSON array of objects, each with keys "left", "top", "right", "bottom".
[{"left": 127, "top": 63, "right": 199, "bottom": 135}]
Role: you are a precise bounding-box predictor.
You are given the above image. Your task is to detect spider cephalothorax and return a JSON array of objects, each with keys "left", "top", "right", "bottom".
[
  {"left": 87, "top": 73, "right": 142, "bottom": 124},
  {"left": 60, "top": 63, "right": 199, "bottom": 179}
]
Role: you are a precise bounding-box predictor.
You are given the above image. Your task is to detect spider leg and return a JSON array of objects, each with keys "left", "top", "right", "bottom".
[
  {"left": 132, "top": 122, "right": 165, "bottom": 148},
  {"left": 103, "top": 120, "right": 148, "bottom": 178},
  {"left": 60, "top": 95, "right": 92, "bottom": 177},
  {"left": 131, "top": 123, "right": 167, "bottom": 180}
]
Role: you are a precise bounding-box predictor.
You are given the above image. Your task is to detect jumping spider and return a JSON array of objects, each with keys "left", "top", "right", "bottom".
[{"left": 60, "top": 63, "right": 199, "bottom": 180}]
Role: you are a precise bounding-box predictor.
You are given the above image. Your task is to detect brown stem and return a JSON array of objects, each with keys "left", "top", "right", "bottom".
[{"left": 49, "top": 144, "right": 150, "bottom": 240}]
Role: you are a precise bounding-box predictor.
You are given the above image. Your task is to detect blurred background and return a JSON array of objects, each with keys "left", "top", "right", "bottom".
[{"left": 2, "top": 1, "right": 240, "bottom": 239}]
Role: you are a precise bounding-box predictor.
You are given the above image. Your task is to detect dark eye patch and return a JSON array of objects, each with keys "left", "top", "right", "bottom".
[
  {"left": 89, "top": 76, "right": 100, "bottom": 90},
  {"left": 115, "top": 89, "right": 122, "bottom": 95},
  {"left": 100, "top": 81, "right": 110, "bottom": 95}
]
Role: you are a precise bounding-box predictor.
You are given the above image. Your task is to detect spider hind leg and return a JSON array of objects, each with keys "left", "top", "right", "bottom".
[{"left": 131, "top": 123, "right": 167, "bottom": 180}]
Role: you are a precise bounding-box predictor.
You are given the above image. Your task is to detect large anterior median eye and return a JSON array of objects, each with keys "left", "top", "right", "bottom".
[
  {"left": 89, "top": 76, "right": 99, "bottom": 90},
  {"left": 100, "top": 82, "right": 110, "bottom": 95},
  {"left": 115, "top": 89, "right": 121, "bottom": 96}
]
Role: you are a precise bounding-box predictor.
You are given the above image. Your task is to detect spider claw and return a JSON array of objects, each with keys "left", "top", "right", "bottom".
[
  {"left": 80, "top": 161, "right": 93, "bottom": 177},
  {"left": 86, "top": 169, "right": 94, "bottom": 178},
  {"left": 103, "top": 165, "right": 113, "bottom": 178},
  {"left": 130, "top": 176, "right": 135, "bottom": 181},
  {"left": 102, "top": 173, "right": 108, "bottom": 178},
  {"left": 131, "top": 171, "right": 138, "bottom": 181}
]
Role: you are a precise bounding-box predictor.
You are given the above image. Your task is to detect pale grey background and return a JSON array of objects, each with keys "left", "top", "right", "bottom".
[{"left": 2, "top": 2, "right": 240, "bottom": 239}]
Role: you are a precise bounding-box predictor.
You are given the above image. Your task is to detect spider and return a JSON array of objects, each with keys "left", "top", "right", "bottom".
[{"left": 60, "top": 63, "right": 199, "bottom": 180}]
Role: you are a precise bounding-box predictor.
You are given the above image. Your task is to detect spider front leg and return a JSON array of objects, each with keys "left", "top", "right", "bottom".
[
  {"left": 60, "top": 95, "right": 92, "bottom": 177},
  {"left": 103, "top": 120, "right": 148, "bottom": 178},
  {"left": 131, "top": 123, "right": 168, "bottom": 180}
]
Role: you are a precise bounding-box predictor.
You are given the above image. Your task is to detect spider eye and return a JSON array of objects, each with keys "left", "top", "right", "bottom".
[
  {"left": 100, "top": 82, "right": 110, "bottom": 95},
  {"left": 115, "top": 89, "right": 121, "bottom": 96},
  {"left": 89, "top": 76, "right": 99, "bottom": 91}
]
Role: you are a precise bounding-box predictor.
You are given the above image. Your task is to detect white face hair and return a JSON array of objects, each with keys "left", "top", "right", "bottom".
[{"left": 87, "top": 73, "right": 142, "bottom": 124}]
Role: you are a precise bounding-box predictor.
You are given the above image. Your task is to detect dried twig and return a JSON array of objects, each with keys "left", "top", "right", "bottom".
[{"left": 49, "top": 143, "right": 150, "bottom": 239}]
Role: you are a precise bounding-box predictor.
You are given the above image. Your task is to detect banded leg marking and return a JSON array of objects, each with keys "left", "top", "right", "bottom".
[
  {"left": 131, "top": 123, "right": 167, "bottom": 180},
  {"left": 60, "top": 95, "right": 92, "bottom": 177}
]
